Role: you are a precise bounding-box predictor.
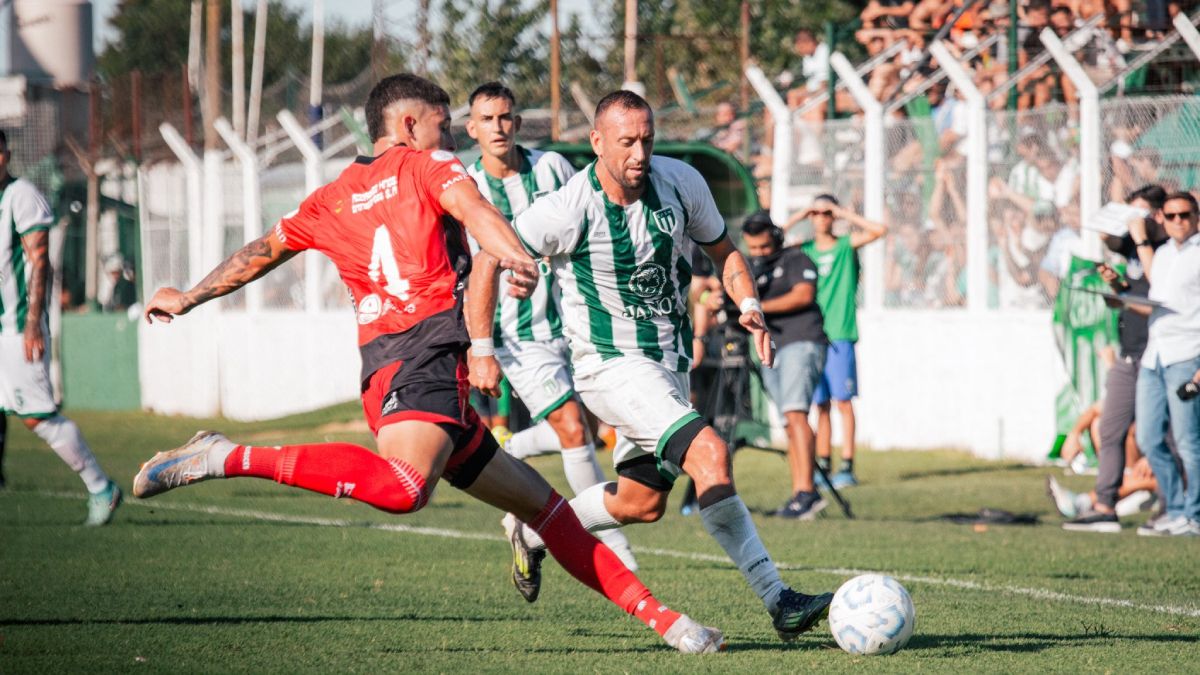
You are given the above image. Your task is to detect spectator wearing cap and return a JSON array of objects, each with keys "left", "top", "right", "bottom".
[
  {"left": 742, "top": 211, "right": 829, "bottom": 520},
  {"left": 787, "top": 194, "right": 888, "bottom": 489},
  {"left": 1128, "top": 192, "right": 1200, "bottom": 537}
]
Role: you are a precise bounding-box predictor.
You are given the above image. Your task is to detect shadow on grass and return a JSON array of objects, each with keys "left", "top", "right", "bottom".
[
  {"left": 898, "top": 463, "right": 1032, "bottom": 481},
  {"left": 0, "top": 613, "right": 533, "bottom": 627},
  {"left": 904, "top": 631, "right": 1198, "bottom": 654}
]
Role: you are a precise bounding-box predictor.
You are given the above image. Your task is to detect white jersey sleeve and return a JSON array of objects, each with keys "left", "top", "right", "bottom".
[
  {"left": 513, "top": 173, "right": 587, "bottom": 257},
  {"left": 674, "top": 161, "right": 726, "bottom": 245},
  {"left": 548, "top": 152, "right": 578, "bottom": 185},
  {"left": 10, "top": 180, "right": 53, "bottom": 235}
]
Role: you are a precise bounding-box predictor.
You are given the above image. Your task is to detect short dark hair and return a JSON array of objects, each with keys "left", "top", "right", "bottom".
[
  {"left": 795, "top": 28, "right": 816, "bottom": 41},
  {"left": 594, "top": 90, "right": 653, "bottom": 124},
  {"left": 1050, "top": 6, "right": 1072, "bottom": 18},
  {"left": 468, "top": 81, "right": 516, "bottom": 108},
  {"left": 1128, "top": 184, "right": 1167, "bottom": 210},
  {"left": 0, "top": 129, "right": 7, "bottom": 149},
  {"left": 1027, "top": 0, "right": 1051, "bottom": 12},
  {"left": 1163, "top": 191, "right": 1199, "bottom": 214},
  {"left": 813, "top": 193, "right": 841, "bottom": 206},
  {"left": 742, "top": 210, "right": 776, "bottom": 237},
  {"left": 365, "top": 74, "right": 451, "bottom": 142}
]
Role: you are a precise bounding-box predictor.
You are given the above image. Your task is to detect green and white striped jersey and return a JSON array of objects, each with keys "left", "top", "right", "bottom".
[
  {"left": 466, "top": 147, "right": 576, "bottom": 345},
  {"left": 514, "top": 156, "right": 727, "bottom": 374},
  {"left": 0, "top": 177, "right": 53, "bottom": 335}
]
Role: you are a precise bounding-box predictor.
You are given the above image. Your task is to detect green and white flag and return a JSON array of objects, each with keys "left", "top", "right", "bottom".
[{"left": 1049, "top": 255, "right": 1119, "bottom": 460}]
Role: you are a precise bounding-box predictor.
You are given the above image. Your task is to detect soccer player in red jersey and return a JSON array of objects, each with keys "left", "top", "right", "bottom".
[{"left": 132, "top": 74, "right": 724, "bottom": 653}]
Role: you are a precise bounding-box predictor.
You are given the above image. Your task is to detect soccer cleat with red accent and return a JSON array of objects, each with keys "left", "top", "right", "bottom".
[{"left": 133, "top": 431, "right": 235, "bottom": 498}]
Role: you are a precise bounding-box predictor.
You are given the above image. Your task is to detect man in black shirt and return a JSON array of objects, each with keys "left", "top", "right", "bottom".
[
  {"left": 1060, "top": 185, "right": 1169, "bottom": 532},
  {"left": 742, "top": 212, "right": 829, "bottom": 520}
]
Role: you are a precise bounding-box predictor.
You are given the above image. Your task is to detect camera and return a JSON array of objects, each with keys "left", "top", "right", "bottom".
[{"left": 1179, "top": 381, "right": 1200, "bottom": 402}]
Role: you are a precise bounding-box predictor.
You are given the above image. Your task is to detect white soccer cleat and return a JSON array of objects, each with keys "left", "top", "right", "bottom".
[
  {"left": 133, "top": 431, "right": 234, "bottom": 498},
  {"left": 662, "top": 615, "right": 726, "bottom": 654}
]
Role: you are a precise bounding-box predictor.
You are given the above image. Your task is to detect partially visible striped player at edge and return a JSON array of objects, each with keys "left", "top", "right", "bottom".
[
  {"left": 0, "top": 130, "right": 120, "bottom": 524},
  {"left": 501, "top": 90, "right": 835, "bottom": 642},
  {"left": 462, "top": 82, "right": 637, "bottom": 590}
]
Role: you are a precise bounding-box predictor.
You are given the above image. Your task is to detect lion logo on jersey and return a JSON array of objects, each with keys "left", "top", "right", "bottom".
[
  {"left": 652, "top": 207, "right": 677, "bottom": 236},
  {"left": 629, "top": 263, "right": 668, "bottom": 299}
]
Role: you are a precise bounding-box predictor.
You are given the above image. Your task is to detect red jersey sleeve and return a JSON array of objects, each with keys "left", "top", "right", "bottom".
[
  {"left": 273, "top": 186, "right": 325, "bottom": 251},
  {"left": 413, "top": 149, "right": 474, "bottom": 209}
]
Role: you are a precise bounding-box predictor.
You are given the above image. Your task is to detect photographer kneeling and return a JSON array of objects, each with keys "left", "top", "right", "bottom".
[{"left": 742, "top": 211, "right": 829, "bottom": 520}]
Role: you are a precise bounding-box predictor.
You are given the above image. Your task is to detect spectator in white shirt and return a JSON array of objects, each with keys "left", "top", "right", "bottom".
[{"left": 1128, "top": 191, "right": 1200, "bottom": 537}]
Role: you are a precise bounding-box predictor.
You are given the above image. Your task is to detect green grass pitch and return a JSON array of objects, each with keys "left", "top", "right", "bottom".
[{"left": 1, "top": 404, "right": 1197, "bottom": 673}]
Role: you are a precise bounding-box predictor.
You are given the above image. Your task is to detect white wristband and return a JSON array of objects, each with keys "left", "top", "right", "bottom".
[
  {"left": 470, "top": 338, "right": 496, "bottom": 357},
  {"left": 739, "top": 298, "right": 763, "bottom": 315}
]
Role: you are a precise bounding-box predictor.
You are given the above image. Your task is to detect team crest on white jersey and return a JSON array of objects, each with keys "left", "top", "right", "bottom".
[
  {"left": 652, "top": 207, "right": 677, "bottom": 235},
  {"left": 629, "top": 263, "right": 668, "bottom": 298}
]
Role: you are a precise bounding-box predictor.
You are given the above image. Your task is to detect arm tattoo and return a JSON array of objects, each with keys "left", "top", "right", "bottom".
[
  {"left": 21, "top": 230, "right": 50, "bottom": 325},
  {"left": 186, "top": 236, "right": 289, "bottom": 306}
]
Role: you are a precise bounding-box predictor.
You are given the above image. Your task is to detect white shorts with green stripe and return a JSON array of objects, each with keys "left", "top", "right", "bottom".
[
  {"left": 575, "top": 354, "right": 699, "bottom": 483},
  {"left": 0, "top": 333, "right": 57, "bottom": 418},
  {"left": 496, "top": 336, "right": 576, "bottom": 422}
]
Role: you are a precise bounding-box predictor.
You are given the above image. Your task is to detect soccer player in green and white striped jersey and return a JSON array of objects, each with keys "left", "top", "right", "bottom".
[
  {"left": 0, "top": 130, "right": 120, "bottom": 524},
  {"left": 498, "top": 91, "right": 835, "bottom": 642},
  {"left": 462, "top": 83, "right": 637, "bottom": 583}
]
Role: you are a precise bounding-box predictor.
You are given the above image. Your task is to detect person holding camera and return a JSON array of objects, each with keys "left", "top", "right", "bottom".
[
  {"left": 742, "top": 212, "right": 829, "bottom": 520},
  {"left": 1128, "top": 191, "right": 1200, "bottom": 537}
]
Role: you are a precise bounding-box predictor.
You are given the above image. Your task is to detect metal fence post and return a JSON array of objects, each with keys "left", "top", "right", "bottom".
[
  {"left": 159, "top": 123, "right": 204, "bottom": 287},
  {"left": 1041, "top": 29, "right": 1101, "bottom": 260},
  {"left": 1173, "top": 11, "right": 1200, "bottom": 61},
  {"left": 215, "top": 117, "right": 263, "bottom": 312},
  {"left": 929, "top": 41, "right": 989, "bottom": 312},
  {"left": 745, "top": 65, "right": 792, "bottom": 229},
  {"left": 830, "top": 52, "right": 885, "bottom": 311},
  {"left": 277, "top": 109, "right": 325, "bottom": 313}
]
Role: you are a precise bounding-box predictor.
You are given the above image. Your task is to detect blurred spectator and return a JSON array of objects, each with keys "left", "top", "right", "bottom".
[
  {"left": 100, "top": 254, "right": 138, "bottom": 313},
  {"left": 1038, "top": 203, "right": 1082, "bottom": 297},
  {"left": 781, "top": 29, "right": 831, "bottom": 109},
  {"left": 861, "top": 0, "right": 915, "bottom": 29},
  {"left": 709, "top": 101, "right": 748, "bottom": 159},
  {"left": 791, "top": 194, "right": 888, "bottom": 489},
  {"left": 1128, "top": 192, "right": 1200, "bottom": 537}
]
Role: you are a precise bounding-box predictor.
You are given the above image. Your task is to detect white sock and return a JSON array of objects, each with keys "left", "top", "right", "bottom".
[
  {"left": 598, "top": 529, "right": 638, "bottom": 571},
  {"left": 32, "top": 416, "right": 109, "bottom": 494},
  {"left": 700, "top": 495, "right": 785, "bottom": 612},
  {"left": 521, "top": 482, "right": 622, "bottom": 550},
  {"left": 560, "top": 444, "right": 607, "bottom": 495},
  {"left": 506, "top": 421, "right": 562, "bottom": 460}
]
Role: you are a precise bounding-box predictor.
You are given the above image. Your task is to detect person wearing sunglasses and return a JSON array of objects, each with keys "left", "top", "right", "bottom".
[
  {"left": 785, "top": 194, "right": 888, "bottom": 490},
  {"left": 1127, "top": 191, "right": 1200, "bottom": 537}
]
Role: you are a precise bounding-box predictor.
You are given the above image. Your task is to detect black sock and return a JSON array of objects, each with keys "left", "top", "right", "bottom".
[
  {"left": 841, "top": 458, "right": 854, "bottom": 474},
  {"left": 817, "top": 456, "right": 831, "bottom": 473}
]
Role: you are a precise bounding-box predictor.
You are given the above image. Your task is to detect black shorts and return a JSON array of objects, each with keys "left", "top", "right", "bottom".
[{"left": 614, "top": 416, "right": 707, "bottom": 492}]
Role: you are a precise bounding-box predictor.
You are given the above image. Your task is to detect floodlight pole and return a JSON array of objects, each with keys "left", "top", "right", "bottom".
[
  {"left": 278, "top": 109, "right": 325, "bottom": 313},
  {"left": 745, "top": 65, "right": 792, "bottom": 230},
  {"left": 215, "top": 117, "right": 263, "bottom": 312},
  {"left": 830, "top": 52, "right": 885, "bottom": 311},
  {"left": 929, "top": 41, "right": 989, "bottom": 312},
  {"left": 1173, "top": 11, "right": 1200, "bottom": 62},
  {"left": 1041, "top": 29, "right": 1101, "bottom": 259},
  {"left": 160, "top": 123, "right": 205, "bottom": 288}
]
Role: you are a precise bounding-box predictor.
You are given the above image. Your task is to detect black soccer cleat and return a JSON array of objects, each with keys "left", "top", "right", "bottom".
[
  {"left": 771, "top": 588, "right": 834, "bottom": 642},
  {"left": 503, "top": 513, "right": 546, "bottom": 603}
]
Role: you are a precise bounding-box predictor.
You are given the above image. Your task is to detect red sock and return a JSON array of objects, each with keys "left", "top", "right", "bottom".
[
  {"left": 530, "top": 492, "right": 681, "bottom": 637},
  {"left": 224, "top": 444, "right": 428, "bottom": 514}
]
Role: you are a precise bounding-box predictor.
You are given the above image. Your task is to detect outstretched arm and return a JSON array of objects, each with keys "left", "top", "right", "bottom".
[
  {"left": 19, "top": 229, "right": 50, "bottom": 362},
  {"left": 144, "top": 229, "right": 296, "bottom": 323},
  {"left": 465, "top": 251, "right": 504, "bottom": 397},
  {"left": 439, "top": 181, "right": 538, "bottom": 292},
  {"left": 841, "top": 204, "right": 889, "bottom": 248},
  {"left": 702, "top": 235, "right": 773, "bottom": 367}
]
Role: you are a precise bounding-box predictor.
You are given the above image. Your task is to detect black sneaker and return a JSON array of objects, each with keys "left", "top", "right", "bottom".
[
  {"left": 502, "top": 513, "right": 545, "bottom": 603},
  {"left": 1062, "top": 509, "right": 1120, "bottom": 533},
  {"left": 775, "top": 491, "right": 827, "bottom": 521},
  {"left": 771, "top": 588, "right": 834, "bottom": 641}
]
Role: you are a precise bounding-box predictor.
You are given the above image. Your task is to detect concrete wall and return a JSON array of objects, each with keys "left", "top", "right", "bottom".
[{"left": 136, "top": 306, "right": 1063, "bottom": 463}]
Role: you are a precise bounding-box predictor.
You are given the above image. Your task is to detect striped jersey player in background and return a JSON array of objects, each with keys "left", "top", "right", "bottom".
[
  {"left": 462, "top": 82, "right": 637, "bottom": 588},
  {"left": 503, "top": 90, "right": 835, "bottom": 642},
  {"left": 0, "top": 130, "right": 121, "bottom": 524}
]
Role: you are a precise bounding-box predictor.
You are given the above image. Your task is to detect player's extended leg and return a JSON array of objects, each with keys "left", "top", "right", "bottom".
[
  {"left": 463, "top": 447, "right": 723, "bottom": 653},
  {"left": 25, "top": 415, "right": 121, "bottom": 525},
  {"left": 132, "top": 420, "right": 450, "bottom": 514}
]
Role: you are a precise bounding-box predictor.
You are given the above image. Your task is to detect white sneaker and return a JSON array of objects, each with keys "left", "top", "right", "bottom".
[
  {"left": 132, "top": 431, "right": 235, "bottom": 498},
  {"left": 1046, "top": 475, "right": 1079, "bottom": 519},
  {"left": 1137, "top": 514, "right": 1188, "bottom": 537},
  {"left": 662, "top": 615, "right": 726, "bottom": 654}
]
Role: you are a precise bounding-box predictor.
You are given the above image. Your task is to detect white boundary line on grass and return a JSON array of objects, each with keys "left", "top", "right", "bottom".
[{"left": 36, "top": 490, "right": 1200, "bottom": 619}]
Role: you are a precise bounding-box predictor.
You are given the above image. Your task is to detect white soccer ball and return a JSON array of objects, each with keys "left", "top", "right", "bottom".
[{"left": 829, "top": 574, "right": 915, "bottom": 655}]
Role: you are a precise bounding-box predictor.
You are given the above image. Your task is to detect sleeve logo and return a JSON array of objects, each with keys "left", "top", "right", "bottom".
[{"left": 430, "top": 150, "right": 457, "bottom": 162}]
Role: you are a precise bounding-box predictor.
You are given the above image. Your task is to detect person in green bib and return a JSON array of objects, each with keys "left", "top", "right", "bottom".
[{"left": 790, "top": 194, "right": 887, "bottom": 489}]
